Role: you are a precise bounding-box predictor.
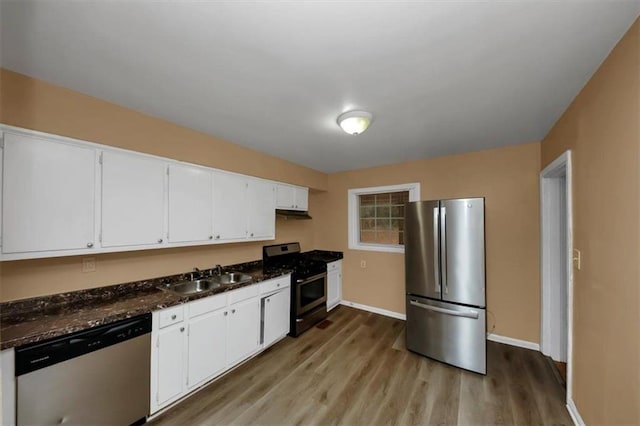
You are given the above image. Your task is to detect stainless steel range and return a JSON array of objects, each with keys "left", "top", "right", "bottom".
[{"left": 263, "top": 242, "right": 328, "bottom": 337}]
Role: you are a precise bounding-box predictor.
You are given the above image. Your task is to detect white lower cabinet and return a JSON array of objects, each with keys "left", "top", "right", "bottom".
[
  {"left": 327, "top": 260, "right": 343, "bottom": 311},
  {"left": 186, "top": 308, "right": 226, "bottom": 389},
  {"left": 262, "top": 288, "right": 290, "bottom": 347},
  {"left": 226, "top": 297, "right": 260, "bottom": 366},
  {"left": 156, "top": 321, "right": 187, "bottom": 407},
  {"left": 150, "top": 275, "right": 290, "bottom": 415}
]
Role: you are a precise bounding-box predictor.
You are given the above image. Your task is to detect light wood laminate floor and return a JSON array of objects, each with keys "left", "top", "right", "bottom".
[{"left": 152, "top": 306, "right": 571, "bottom": 425}]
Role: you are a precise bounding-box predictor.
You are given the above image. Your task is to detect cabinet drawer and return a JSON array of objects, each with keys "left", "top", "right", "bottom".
[
  {"left": 327, "top": 260, "right": 342, "bottom": 272},
  {"left": 189, "top": 293, "right": 227, "bottom": 318},
  {"left": 260, "top": 275, "right": 290, "bottom": 295},
  {"left": 227, "top": 284, "right": 259, "bottom": 305},
  {"left": 158, "top": 305, "right": 185, "bottom": 328}
]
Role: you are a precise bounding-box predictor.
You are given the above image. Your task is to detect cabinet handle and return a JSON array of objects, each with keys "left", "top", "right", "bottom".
[
  {"left": 276, "top": 283, "right": 280, "bottom": 287},
  {"left": 231, "top": 309, "right": 236, "bottom": 314},
  {"left": 87, "top": 242, "right": 94, "bottom": 248},
  {"left": 216, "top": 235, "right": 221, "bottom": 240},
  {"left": 295, "top": 205, "right": 298, "bottom": 208},
  {"left": 158, "top": 238, "right": 163, "bottom": 243},
  {"left": 250, "top": 233, "right": 254, "bottom": 237},
  {"left": 224, "top": 311, "right": 228, "bottom": 316},
  {"left": 291, "top": 204, "right": 294, "bottom": 208},
  {"left": 171, "top": 314, "right": 176, "bottom": 320},
  {"left": 267, "top": 298, "right": 270, "bottom": 303},
  {"left": 180, "top": 327, "right": 185, "bottom": 332},
  {"left": 209, "top": 235, "right": 213, "bottom": 240}
]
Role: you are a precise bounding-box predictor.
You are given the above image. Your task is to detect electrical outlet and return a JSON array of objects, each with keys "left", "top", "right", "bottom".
[
  {"left": 573, "top": 249, "right": 581, "bottom": 271},
  {"left": 360, "top": 260, "right": 367, "bottom": 268},
  {"left": 82, "top": 257, "right": 96, "bottom": 273}
]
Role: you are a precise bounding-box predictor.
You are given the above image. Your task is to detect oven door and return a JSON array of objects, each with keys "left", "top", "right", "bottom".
[{"left": 295, "top": 273, "right": 327, "bottom": 315}]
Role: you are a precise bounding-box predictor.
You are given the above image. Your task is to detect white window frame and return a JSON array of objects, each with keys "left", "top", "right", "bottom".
[{"left": 348, "top": 183, "right": 420, "bottom": 253}]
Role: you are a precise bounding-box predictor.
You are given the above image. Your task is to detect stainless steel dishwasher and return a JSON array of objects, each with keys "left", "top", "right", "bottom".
[{"left": 15, "top": 313, "right": 152, "bottom": 425}]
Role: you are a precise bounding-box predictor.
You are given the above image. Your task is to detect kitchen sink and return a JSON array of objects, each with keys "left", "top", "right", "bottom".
[
  {"left": 162, "top": 272, "right": 252, "bottom": 296},
  {"left": 214, "top": 272, "right": 252, "bottom": 285},
  {"left": 164, "top": 279, "right": 221, "bottom": 296}
]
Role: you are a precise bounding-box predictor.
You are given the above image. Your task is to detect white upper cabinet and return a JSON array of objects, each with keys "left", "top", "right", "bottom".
[
  {"left": 0, "top": 125, "right": 296, "bottom": 260},
  {"left": 275, "top": 184, "right": 308, "bottom": 211},
  {"left": 248, "top": 178, "right": 275, "bottom": 240},
  {"left": 212, "top": 172, "right": 247, "bottom": 241},
  {"left": 275, "top": 184, "right": 295, "bottom": 209},
  {"left": 2, "top": 131, "right": 96, "bottom": 254},
  {"left": 168, "top": 164, "right": 213, "bottom": 244},
  {"left": 101, "top": 150, "right": 166, "bottom": 247},
  {"left": 294, "top": 186, "right": 309, "bottom": 211}
]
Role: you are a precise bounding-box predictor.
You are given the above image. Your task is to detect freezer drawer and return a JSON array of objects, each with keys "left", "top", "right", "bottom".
[{"left": 406, "top": 295, "right": 486, "bottom": 374}]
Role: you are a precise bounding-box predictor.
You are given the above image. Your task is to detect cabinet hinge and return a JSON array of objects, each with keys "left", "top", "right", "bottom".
[
  {"left": 156, "top": 337, "right": 159, "bottom": 348},
  {"left": 99, "top": 152, "right": 103, "bottom": 165},
  {"left": 166, "top": 166, "right": 170, "bottom": 176},
  {"left": 0, "top": 133, "right": 4, "bottom": 149}
]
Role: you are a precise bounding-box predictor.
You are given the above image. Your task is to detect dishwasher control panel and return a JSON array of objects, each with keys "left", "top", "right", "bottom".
[{"left": 15, "top": 313, "right": 152, "bottom": 376}]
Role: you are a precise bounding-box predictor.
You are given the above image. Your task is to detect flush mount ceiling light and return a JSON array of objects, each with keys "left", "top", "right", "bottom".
[{"left": 337, "top": 110, "right": 373, "bottom": 135}]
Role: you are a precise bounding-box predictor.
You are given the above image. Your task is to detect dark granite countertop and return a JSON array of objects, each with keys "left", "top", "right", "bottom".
[
  {"left": 0, "top": 260, "right": 291, "bottom": 350},
  {"left": 302, "top": 249, "right": 344, "bottom": 263}
]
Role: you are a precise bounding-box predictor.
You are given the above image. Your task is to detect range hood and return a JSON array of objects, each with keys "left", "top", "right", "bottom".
[{"left": 276, "top": 209, "right": 312, "bottom": 220}]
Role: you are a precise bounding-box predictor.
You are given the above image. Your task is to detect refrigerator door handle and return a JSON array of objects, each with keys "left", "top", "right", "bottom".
[
  {"left": 440, "top": 206, "right": 448, "bottom": 294},
  {"left": 433, "top": 207, "right": 440, "bottom": 293},
  {"left": 409, "top": 299, "right": 479, "bottom": 319}
]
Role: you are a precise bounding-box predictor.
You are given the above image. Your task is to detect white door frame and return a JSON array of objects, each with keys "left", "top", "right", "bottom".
[{"left": 540, "top": 150, "right": 574, "bottom": 402}]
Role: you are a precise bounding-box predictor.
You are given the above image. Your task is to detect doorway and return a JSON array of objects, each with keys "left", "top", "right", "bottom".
[{"left": 540, "top": 150, "right": 573, "bottom": 402}]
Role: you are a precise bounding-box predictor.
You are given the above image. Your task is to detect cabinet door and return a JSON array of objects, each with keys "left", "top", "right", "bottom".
[
  {"left": 227, "top": 297, "right": 260, "bottom": 366},
  {"left": 263, "top": 289, "right": 291, "bottom": 347},
  {"left": 213, "top": 172, "right": 247, "bottom": 241},
  {"left": 101, "top": 151, "right": 166, "bottom": 247},
  {"left": 156, "top": 324, "right": 187, "bottom": 406},
  {"left": 294, "top": 187, "right": 309, "bottom": 211},
  {"left": 168, "top": 164, "right": 213, "bottom": 243},
  {"left": 275, "top": 184, "right": 295, "bottom": 209},
  {"left": 247, "top": 179, "right": 275, "bottom": 240},
  {"left": 2, "top": 132, "right": 96, "bottom": 253},
  {"left": 327, "top": 270, "right": 340, "bottom": 310},
  {"left": 187, "top": 309, "right": 226, "bottom": 389}
]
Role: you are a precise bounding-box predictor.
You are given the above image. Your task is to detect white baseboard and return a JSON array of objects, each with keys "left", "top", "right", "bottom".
[
  {"left": 340, "top": 300, "right": 406, "bottom": 320},
  {"left": 566, "top": 398, "right": 585, "bottom": 426},
  {"left": 487, "top": 333, "right": 540, "bottom": 351}
]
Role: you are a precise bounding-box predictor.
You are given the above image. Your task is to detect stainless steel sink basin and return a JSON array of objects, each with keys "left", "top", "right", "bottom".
[
  {"left": 214, "top": 272, "right": 252, "bottom": 285},
  {"left": 165, "top": 279, "right": 221, "bottom": 296}
]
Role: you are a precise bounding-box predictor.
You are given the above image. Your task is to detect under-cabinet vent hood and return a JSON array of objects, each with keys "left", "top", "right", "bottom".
[{"left": 276, "top": 209, "right": 312, "bottom": 220}]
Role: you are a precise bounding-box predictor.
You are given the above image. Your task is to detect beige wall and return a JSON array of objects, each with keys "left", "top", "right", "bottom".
[
  {"left": 0, "top": 69, "right": 326, "bottom": 301},
  {"left": 314, "top": 142, "right": 542, "bottom": 343},
  {"left": 540, "top": 19, "right": 639, "bottom": 425}
]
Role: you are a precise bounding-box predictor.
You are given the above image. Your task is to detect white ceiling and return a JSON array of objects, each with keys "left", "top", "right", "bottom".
[{"left": 1, "top": 1, "right": 639, "bottom": 173}]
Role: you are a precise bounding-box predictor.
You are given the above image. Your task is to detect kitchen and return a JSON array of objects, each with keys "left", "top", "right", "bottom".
[{"left": 1, "top": 2, "right": 639, "bottom": 425}]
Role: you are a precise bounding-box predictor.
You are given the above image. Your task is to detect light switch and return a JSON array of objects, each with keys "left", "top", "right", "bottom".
[
  {"left": 82, "top": 257, "right": 96, "bottom": 273},
  {"left": 573, "top": 249, "right": 581, "bottom": 271}
]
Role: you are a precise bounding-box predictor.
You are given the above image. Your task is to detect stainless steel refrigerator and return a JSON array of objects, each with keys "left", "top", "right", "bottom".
[{"left": 405, "top": 198, "right": 486, "bottom": 374}]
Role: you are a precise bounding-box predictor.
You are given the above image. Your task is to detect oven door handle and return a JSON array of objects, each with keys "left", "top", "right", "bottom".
[{"left": 296, "top": 272, "right": 327, "bottom": 284}]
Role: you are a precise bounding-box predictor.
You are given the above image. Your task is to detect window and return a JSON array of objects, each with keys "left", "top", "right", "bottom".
[{"left": 348, "top": 183, "right": 420, "bottom": 253}]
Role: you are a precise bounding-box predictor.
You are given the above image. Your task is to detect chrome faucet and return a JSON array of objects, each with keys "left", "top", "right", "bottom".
[
  {"left": 191, "top": 267, "right": 202, "bottom": 281},
  {"left": 213, "top": 264, "right": 223, "bottom": 276}
]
